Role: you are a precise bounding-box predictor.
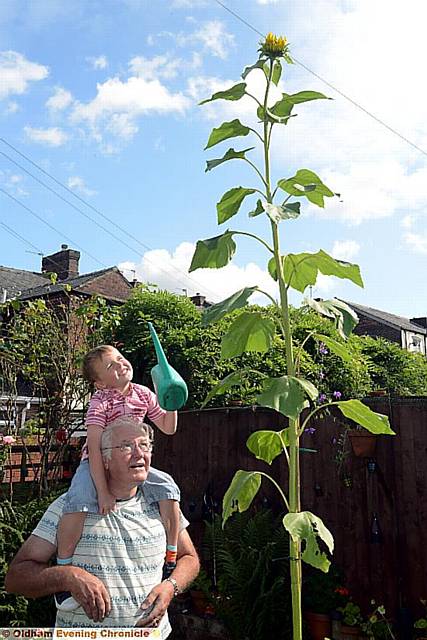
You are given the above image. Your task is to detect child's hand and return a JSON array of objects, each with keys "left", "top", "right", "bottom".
[{"left": 98, "top": 491, "right": 116, "bottom": 515}]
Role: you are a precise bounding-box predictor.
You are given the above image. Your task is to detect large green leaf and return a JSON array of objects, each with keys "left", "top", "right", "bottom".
[
  {"left": 200, "top": 369, "right": 250, "bottom": 408},
  {"left": 265, "top": 91, "right": 330, "bottom": 126},
  {"left": 263, "top": 201, "right": 300, "bottom": 223},
  {"left": 283, "top": 511, "right": 334, "bottom": 572},
  {"left": 217, "top": 187, "right": 256, "bottom": 224},
  {"left": 221, "top": 311, "right": 276, "bottom": 358},
  {"left": 205, "top": 119, "right": 251, "bottom": 150},
  {"left": 189, "top": 231, "right": 236, "bottom": 272},
  {"left": 315, "top": 333, "right": 353, "bottom": 363},
  {"left": 282, "top": 90, "right": 330, "bottom": 105},
  {"left": 277, "top": 169, "right": 334, "bottom": 208},
  {"left": 306, "top": 298, "right": 359, "bottom": 339},
  {"left": 206, "top": 147, "right": 255, "bottom": 173},
  {"left": 202, "top": 286, "right": 258, "bottom": 326},
  {"left": 241, "top": 58, "right": 267, "bottom": 80},
  {"left": 336, "top": 399, "right": 395, "bottom": 435},
  {"left": 200, "top": 82, "right": 247, "bottom": 105},
  {"left": 283, "top": 250, "right": 363, "bottom": 293},
  {"left": 256, "top": 376, "right": 318, "bottom": 420},
  {"left": 223, "top": 470, "right": 261, "bottom": 526},
  {"left": 246, "top": 428, "right": 290, "bottom": 464}
]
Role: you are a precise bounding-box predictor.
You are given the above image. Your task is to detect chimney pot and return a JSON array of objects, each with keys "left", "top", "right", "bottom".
[{"left": 42, "top": 245, "right": 80, "bottom": 281}]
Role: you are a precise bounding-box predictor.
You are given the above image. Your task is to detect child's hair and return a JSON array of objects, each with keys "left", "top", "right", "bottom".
[{"left": 82, "top": 344, "right": 114, "bottom": 383}]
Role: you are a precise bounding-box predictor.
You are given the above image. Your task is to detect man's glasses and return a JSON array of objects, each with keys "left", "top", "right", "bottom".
[{"left": 103, "top": 441, "right": 153, "bottom": 455}]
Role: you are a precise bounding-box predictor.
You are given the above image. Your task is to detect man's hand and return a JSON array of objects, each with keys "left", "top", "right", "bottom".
[
  {"left": 67, "top": 566, "right": 112, "bottom": 622},
  {"left": 136, "top": 581, "right": 175, "bottom": 627},
  {"left": 98, "top": 490, "right": 116, "bottom": 515}
]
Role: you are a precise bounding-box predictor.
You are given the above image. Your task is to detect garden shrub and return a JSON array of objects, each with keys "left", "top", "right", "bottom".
[{"left": 0, "top": 489, "right": 64, "bottom": 626}]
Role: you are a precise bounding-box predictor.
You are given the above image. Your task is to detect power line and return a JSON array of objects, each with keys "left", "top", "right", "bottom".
[
  {"left": 0, "top": 187, "right": 107, "bottom": 268},
  {"left": 0, "top": 219, "right": 44, "bottom": 255},
  {"left": 0, "top": 138, "right": 222, "bottom": 299},
  {"left": 213, "top": 0, "right": 427, "bottom": 160}
]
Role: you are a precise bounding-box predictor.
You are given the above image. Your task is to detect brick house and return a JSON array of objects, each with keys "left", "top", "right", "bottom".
[
  {"left": 345, "top": 300, "right": 427, "bottom": 356},
  {"left": 0, "top": 244, "right": 133, "bottom": 437}
]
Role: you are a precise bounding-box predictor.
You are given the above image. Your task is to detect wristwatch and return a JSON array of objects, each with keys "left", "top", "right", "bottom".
[{"left": 164, "top": 576, "right": 180, "bottom": 597}]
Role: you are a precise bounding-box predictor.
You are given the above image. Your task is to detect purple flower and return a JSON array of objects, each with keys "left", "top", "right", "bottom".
[
  {"left": 332, "top": 436, "right": 337, "bottom": 445},
  {"left": 318, "top": 393, "right": 327, "bottom": 404},
  {"left": 332, "top": 390, "right": 342, "bottom": 400},
  {"left": 306, "top": 427, "right": 316, "bottom": 435},
  {"left": 319, "top": 342, "right": 329, "bottom": 355},
  {"left": 319, "top": 371, "right": 325, "bottom": 380}
]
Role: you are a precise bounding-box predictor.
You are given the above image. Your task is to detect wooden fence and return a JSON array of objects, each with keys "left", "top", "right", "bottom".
[
  {"left": 3, "top": 397, "right": 427, "bottom": 617},
  {"left": 152, "top": 397, "right": 427, "bottom": 617}
]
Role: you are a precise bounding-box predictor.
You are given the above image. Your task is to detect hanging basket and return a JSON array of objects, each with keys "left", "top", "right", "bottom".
[{"left": 348, "top": 429, "right": 377, "bottom": 458}]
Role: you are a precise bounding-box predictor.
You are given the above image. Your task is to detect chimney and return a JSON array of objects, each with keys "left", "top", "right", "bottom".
[
  {"left": 190, "top": 292, "right": 206, "bottom": 308},
  {"left": 42, "top": 244, "right": 80, "bottom": 281},
  {"left": 410, "top": 317, "right": 427, "bottom": 329}
]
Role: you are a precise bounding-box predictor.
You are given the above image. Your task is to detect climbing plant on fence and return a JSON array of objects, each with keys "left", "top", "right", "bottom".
[{"left": 189, "top": 33, "right": 395, "bottom": 640}]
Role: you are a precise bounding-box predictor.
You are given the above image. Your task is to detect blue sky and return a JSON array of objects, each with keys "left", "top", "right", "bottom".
[{"left": 1, "top": 0, "right": 426, "bottom": 317}]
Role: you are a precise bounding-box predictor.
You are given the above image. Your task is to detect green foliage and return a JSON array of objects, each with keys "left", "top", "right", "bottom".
[
  {"left": 0, "top": 490, "right": 64, "bottom": 626},
  {"left": 199, "top": 510, "right": 292, "bottom": 640},
  {"left": 360, "top": 336, "right": 427, "bottom": 395}
]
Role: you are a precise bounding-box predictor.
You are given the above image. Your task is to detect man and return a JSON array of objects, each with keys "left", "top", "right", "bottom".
[{"left": 5, "top": 417, "right": 199, "bottom": 633}]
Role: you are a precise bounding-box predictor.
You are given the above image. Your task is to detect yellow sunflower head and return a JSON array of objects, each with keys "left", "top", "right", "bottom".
[{"left": 259, "top": 32, "right": 289, "bottom": 58}]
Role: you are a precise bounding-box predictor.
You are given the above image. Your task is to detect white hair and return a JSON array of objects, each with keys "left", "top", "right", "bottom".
[{"left": 101, "top": 417, "right": 154, "bottom": 461}]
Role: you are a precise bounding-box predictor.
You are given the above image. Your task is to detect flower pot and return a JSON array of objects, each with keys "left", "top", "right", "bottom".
[
  {"left": 348, "top": 430, "right": 377, "bottom": 457},
  {"left": 305, "top": 611, "right": 331, "bottom": 640},
  {"left": 340, "top": 624, "right": 362, "bottom": 639}
]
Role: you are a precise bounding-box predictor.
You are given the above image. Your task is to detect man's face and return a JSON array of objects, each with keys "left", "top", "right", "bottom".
[
  {"left": 105, "top": 425, "right": 152, "bottom": 487},
  {"left": 93, "top": 347, "right": 133, "bottom": 391}
]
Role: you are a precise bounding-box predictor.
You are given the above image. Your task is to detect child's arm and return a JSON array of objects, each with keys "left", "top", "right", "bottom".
[
  {"left": 87, "top": 424, "right": 116, "bottom": 515},
  {"left": 152, "top": 410, "right": 177, "bottom": 435}
]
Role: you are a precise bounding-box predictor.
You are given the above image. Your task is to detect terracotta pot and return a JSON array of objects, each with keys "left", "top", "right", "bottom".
[
  {"left": 305, "top": 611, "right": 331, "bottom": 640},
  {"left": 341, "top": 624, "right": 362, "bottom": 639},
  {"left": 348, "top": 429, "right": 377, "bottom": 457}
]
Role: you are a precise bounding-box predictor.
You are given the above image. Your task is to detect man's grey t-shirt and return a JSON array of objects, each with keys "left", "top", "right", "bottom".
[{"left": 32, "top": 489, "right": 188, "bottom": 635}]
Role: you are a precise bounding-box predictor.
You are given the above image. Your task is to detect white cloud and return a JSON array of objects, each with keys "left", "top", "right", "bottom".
[
  {"left": 4, "top": 101, "right": 19, "bottom": 114},
  {"left": 46, "top": 87, "right": 73, "bottom": 111},
  {"left": 71, "top": 75, "right": 190, "bottom": 143},
  {"left": 0, "top": 51, "right": 48, "bottom": 99},
  {"left": 129, "top": 55, "right": 181, "bottom": 80},
  {"left": 331, "top": 240, "right": 360, "bottom": 262},
  {"left": 24, "top": 126, "right": 68, "bottom": 146},
  {"left": 403, "top": 232, "right": 427, "bottom": 255},
  {"left": 191, "top": 21, "right": 235, "bottom": 59},
  {"left": 67, "top": 175, "right": 97, "bottom": 197},
  {"left": 119, "top": 241, "right": 279, "bottom": 304},
  {"left": 87, "top": 55, "right": 108, "bottom": 70},
  {"left": 401, "top": 215, "right": 415, "bottom": 230}
]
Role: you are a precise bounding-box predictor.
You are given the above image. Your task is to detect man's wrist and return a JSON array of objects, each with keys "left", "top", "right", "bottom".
[{"left": 163, "top": 576, "right": 179, "bottom": 597}]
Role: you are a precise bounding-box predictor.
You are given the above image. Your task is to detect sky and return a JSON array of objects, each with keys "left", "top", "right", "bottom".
[{"left": 0, "top": 0, "right": 426, "bottom": 318}]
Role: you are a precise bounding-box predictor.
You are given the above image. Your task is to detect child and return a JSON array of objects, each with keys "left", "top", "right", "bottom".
[{"left": 54, "top": 344, "right": 180, "bottom": 611}]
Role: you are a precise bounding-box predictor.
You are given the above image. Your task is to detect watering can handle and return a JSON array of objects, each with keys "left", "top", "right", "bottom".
[{"left": 148, "top": 322, "right": 169, "bottom": 369}]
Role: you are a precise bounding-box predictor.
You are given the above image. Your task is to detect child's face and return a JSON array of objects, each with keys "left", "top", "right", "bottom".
[{"left": 93, "top": 347, "right": 134, "bottom": 391}]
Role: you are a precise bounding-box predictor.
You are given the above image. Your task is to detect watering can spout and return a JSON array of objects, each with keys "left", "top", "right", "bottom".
[
  {"left": 148, "top": 322, "right": 188, "bottom": 411},
  {"left": 148, "top": 322, "right": 169, "bottom": 371}
]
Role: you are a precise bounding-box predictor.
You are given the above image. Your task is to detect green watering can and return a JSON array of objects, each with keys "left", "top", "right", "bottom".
[{"left": 148, "top": 322, "right": 188, "bottom": 411}]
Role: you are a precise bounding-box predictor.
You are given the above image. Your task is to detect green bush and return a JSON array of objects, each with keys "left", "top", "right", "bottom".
[{"left": 0, "top": 490, "right": 63, "bottom": 626}]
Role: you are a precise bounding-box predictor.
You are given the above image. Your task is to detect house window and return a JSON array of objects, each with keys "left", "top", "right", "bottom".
[{"left": 408, "top": 334, "right": 423, "bottom": 353}]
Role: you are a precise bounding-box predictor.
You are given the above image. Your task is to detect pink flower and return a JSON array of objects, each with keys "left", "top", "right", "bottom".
[{"left": 2, "top": 435, "right": 16, "bottom": 445}]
